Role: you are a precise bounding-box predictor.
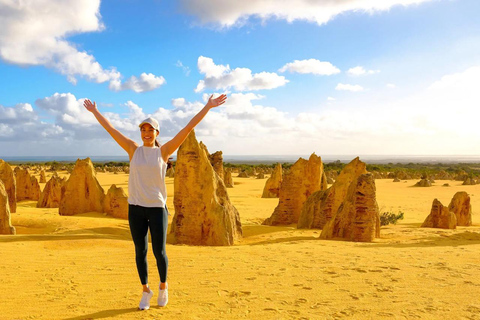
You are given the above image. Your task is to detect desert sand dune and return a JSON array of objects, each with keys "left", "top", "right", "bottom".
[{"left": 1, "top": 171, "right": 480, "bottom": 319}]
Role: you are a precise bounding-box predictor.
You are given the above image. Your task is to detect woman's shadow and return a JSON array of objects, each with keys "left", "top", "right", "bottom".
[{"left": 62, "top": 307, "right": 139, "bottom": 320}]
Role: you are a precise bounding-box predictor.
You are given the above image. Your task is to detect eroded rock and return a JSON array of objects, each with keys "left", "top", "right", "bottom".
[
  {"left": 171, "top": 130, "right": 242, "bottom": 246},
  {"left": 14, "top": 167, "right": 40, "bottom": 201},
  {"left": 263, "top": 154, "right": 324, "bottom": 226},
  {"left": 421, "top": 199, "right": 456, "bottom": 229},
  {"left": 261, "top": 163, "right": 282, "bottom": 198},
  {"left": 0, "top": 180, "right": 15, "bottom": 235},
  {"left": 298, "top": 157, "right": 367, "bottom": 230},
  {"left": 103, "top": 184, "right": 128, "bottom": 219},
  {"left": 448, "top": 192, "right": 472, "bottom": 226},
  {"left": 320, "top": 173, "right": 380, "bottom": 242},
  {"left": 37, "top": 175, "right": 66, "bottom": 208},
  {"left": 59, "top": 158, "right": 105, "bottom": 216},
  {"left": 0, "top": 160, "right": 16, "bottom": 213}
]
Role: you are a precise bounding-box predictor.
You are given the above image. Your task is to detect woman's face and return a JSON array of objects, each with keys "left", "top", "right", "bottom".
[{"left": 140, "top": 123, "right": 159, "bottom": 146}]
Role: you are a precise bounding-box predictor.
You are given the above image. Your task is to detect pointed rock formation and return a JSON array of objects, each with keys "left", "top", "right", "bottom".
[
  {"left": 320, "top": 173, "right": 380, "bottom": 242},
  {"left": 171, "top": 130, "right": 242, "bottom": 246},
  {"left": 261, "top": 163, "right": 282, "bottom": 198},
  {"left": 393, "top": 178, "right": 401, "bottom": 182},
  {"left": 37, "top": 175, "right": 66, "bottom": 208},
  {"left": 14, "top": 167, "right": 40, "bottom": 201},
  {"left": 462, "top": 178, "right": 476, "bottom": 186},
  {"left": 207, "top": 150, "right": 224, "bottom": 181},
  {"left": 421, "top": 199, "right": 456, "bottom": 229},
  {"left": 59, "top": 158, "right": 105, "bottom": 216},
  {"left": 237, "top": 171, "right": 249, "bottom": 178},
  {"left": 414, "top": 179, "right": 431, "bottom": 187},
  {"left": 0, "top": 181, "right": 15, "bottom": 235},
  {"left": 321, "top": 172, "right": 328, "bottom": 190},
  {"left": 0, "top": 159, "right": 16, "bottom": 213},
  {"left": 103, "top": 184, "right": 128, "bottom": 219},
  {"left": 224, "top": 168, "right": 233, "bottom": 188},
  {"left": 298, "top": 157, "right": 367, "bottom": 230},
  {"left": 263, "top": 154, "right": 324, "bottom": 226},
  {"left": 166, "top": 167, "right": 175, "bottom": 178},
  {"left": 39, "top": 170, "right": 47, "bottom": 183},
  {"left": 448, "top": 192, "right": 472, "bottom": 226}
]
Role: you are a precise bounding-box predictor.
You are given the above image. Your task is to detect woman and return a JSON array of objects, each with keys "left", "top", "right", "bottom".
[{"left": 83, "top": 94, "right": 227, "bottom": 310}]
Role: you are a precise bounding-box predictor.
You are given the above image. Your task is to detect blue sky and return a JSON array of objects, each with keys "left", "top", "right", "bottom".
[{"left": 1, "top": 0, "right": 480, "bottom": 157}]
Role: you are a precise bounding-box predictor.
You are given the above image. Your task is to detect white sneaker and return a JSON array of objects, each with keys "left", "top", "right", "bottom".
[
  {"left": 139, "top": 290, "right": 154, "bottom": 310},
  {"left": 158, "top": 283, "right": 168, "bottom": 307}
]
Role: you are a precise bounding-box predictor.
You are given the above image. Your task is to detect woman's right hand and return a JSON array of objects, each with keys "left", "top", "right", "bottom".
[{"left": 83, "top": 99, "right": 97, "bottom": 113}]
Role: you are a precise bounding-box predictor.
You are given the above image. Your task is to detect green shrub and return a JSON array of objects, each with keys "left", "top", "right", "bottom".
[{"left": 380, "top": 211, "right": 404, "bottom": 226}]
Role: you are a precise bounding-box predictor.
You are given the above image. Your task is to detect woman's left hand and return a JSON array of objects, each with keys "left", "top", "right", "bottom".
[{"left": 206, "top": 94, "right": 227, "bottom": 109}]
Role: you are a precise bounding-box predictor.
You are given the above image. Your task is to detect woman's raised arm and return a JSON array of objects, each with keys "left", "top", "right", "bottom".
[
  {"left": 84, "top": 99, "right": 138, "bottom": 160},
  {"left": 161, "top": 94, "right": 227, "bottom": 162}
]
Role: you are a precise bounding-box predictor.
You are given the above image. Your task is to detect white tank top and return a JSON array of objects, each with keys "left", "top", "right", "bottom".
[{"left": 128, "top": 146, "right": 168, "bottom": 208}]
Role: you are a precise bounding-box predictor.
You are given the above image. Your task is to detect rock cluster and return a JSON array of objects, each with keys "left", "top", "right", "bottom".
[
  {"left": 261, "top": 163, "right": 282, "bottom": 198},
  {"left": 59, "top": 158, "right": 105, "bottom": 216},
  {"left": 462, "top": 178, "right": 476, "bottom": 186},
  {"left": 421, "top": 199, "right": 456, "bottom": 229},
  {"left": 171, "top": 130, "right": 242, "bottom": 246},
  {"left": 263, "top": 154, "right": 324, "bottom": 226},
  {"left": 37, "top": 175, "right": 66, "bottom": 208},
  {"left": 14, "top": 167, "right": 40, "bottom": 201},
  {"left": 104, "top": 184, "right": 128, "bottom": 219},
  {"left": 0, "top": 160, "right": 16, "bottom": 213},
  {"left": 298, "top": 157, "right": 367, "bottom": 230},
  {"left": 320, "top": 173, "right": 380, "bottom": 242}
]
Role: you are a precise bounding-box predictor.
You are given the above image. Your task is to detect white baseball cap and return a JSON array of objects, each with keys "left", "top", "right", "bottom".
[{"left": 139, "top": 117, "right": 159, "bottom": 131}]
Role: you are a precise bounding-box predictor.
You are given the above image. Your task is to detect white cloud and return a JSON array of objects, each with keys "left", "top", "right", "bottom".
[
  {"left": 36, "top": 93, "right": 96, "bottom": 126},
  {"left": 279, "top": 59, "right": 340, "bottom": 75},
  {"left": 194, "top": 56, "right": 288, "bottom": 92},
  {"left": 335, "top": 83, "right": 364, "bottom": 92},
  {"left": 180, "top": 0, "right": 435, "bottom": 27},
  {"left": 109, "top": 73, "right": 166, "bottom": 93},
  {"left": 0, "top": 101, "right": 65, "bottom": 141},
  {"left": 0, "top": 103, "right": 37, "bottom": 123},
  {"left": 347, "top": 66, "right": 380, "bottom": 76},
  {"left": 327, "top": 97, "right": 336, "bottom": 101},
  {"left": 0, "top": 1, "right": 164, "bottom": 92},
  {"left": 175, "top": 60, "right": 191, "bottom": 76},
  {"left": 171, "top": 98, "right": 186, "bottom": 108},
  {"left": 386, "top": 83, "right": 397, "bottom": 88},
  {"left": 3, "top": 65, "right": 480, "bottom": 156},
  {"left": 0, "top": 124, "right": 14, "bottom": 137}
]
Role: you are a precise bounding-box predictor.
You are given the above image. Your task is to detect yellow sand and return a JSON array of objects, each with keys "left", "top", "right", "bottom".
[{"left": 1, "top": 172, "right": 480, "bottom": 320}]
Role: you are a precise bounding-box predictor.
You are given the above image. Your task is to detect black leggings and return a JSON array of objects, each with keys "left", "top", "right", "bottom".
[{"left": 128, "top": 204, "right": 168, "bottom": 285}]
